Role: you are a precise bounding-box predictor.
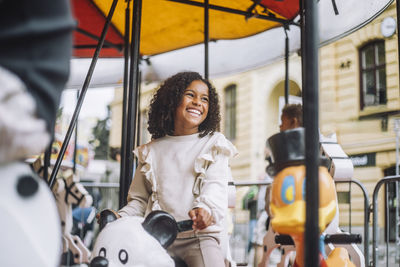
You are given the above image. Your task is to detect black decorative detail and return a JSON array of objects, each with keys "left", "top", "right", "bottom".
[
  {"left": 267, "top": 127, "right": 329, "bottom": 176},
  {"left": 142, "top": 210, "right": 179, "bottom": 248},
  {"left": 16, "top": 175, "right": 39, "bottom": 198},
  {"left": 99, "top": 247, "right": 106, "bottom": 258},
  {"left": 173, "top": 256, "right": 188, "bottom": 267},
  {"left": 98, "top": 210, "right": 118, "bottom": 231},
  {"left": 89, "top": 256, "right": 108, "bottom": 267},
  {"left": 118, "top": 249, "right": 128, "bottom": 264}
]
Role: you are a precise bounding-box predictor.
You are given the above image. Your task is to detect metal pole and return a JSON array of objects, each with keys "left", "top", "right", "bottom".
[
  {"left": 136, "top": 71, "right": 142, "bottom": 147},
  {"left": 335, "top": 179, "right": 370, "bottom": 264},
  {"left": 395, "top": 1, "right": 400, "bottom": 262},
  {"left": 372, "top": 176, "right": 400, "bottom": 266},
  {"left": 304, "top": 0, "right": 320, "bottom": 266},
  {"left": 349, "top": 182, "right": 352, "bottom": 233},
  {"left": 284, "top": 28, "right": 289, "bottom": 105},
  {"left": 397, "top": 0, "right": 400, "bottom": 105},
  {"left": 204, "top": 0, "right": 209, "bottom": 79},
  {"left": 119, "top": 0, "right": 131, "bottom": 209},
  {"left": 49, "top": 0, "right": 119, "bottom": 189},
  {"left": 385, "top": 184, "right": 389, "bottom": 267},
  {"left": 167, "top": 0, "right": 298, "bottom": 26},
  {"left": 300, "top": 0, "right": 306, "bottom": 106},
  {"left": 120, "top": 0, "right": 142, "bottom": 207},
  {"left": 394, "top": 118, "right": 400, "bottom": 265},
  {"left": 73, "top": 90, "right": 79, "bottom": 174}
]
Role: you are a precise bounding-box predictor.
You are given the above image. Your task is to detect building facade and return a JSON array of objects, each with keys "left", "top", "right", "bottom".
[
  {"left": 109, "top": 3, "right": 400, "bottom": 234},
  {"left": 319, "top": 3, "right": 399, "bottom": 232}
]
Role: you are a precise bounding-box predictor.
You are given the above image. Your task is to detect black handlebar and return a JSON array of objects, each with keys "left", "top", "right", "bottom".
[
  {"left": 275, "top": 233, "right": 362, "bottom": 246},
  {"left": 177, "top": 220, "right": 194, "bottom": 232}
]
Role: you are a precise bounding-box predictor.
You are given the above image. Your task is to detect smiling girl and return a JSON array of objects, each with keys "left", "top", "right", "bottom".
[{"left": 118, "top": 72, "right": 237, "bottom": 267}]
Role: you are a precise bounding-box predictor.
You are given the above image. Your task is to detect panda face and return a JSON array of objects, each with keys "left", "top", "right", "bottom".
[
  {"left": 90, "top": 216, "right": 174, "bottom": 267},
  {"left": 94, "top": 247, "right": 129, "bottom": 265}
]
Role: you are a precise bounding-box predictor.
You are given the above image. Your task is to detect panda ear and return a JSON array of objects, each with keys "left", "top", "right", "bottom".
[
  {"left": 142, "top": 211, "right": 178, "bottom": 249},
  {"left": 98, "top": 209, "right": 119, "bottom": 231}
]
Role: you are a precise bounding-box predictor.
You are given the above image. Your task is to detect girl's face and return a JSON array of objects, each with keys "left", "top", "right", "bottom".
[{"left": 173, "top": 80, "right": 209, "bottom": 136}]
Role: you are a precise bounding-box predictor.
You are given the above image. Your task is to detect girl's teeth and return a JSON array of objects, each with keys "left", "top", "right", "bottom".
[{"left": 188, "top": 109, "right": 200, "bottom": 115}]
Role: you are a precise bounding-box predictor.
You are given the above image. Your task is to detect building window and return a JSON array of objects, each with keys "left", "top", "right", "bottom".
[
  {"left": 359, "top": 40, "right": 386, "bottom": 110},
  {"left": 224, "top": 84, "right": 236, "bottom": 140}
]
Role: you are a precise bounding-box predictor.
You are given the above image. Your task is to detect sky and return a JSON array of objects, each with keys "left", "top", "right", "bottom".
[{"left": 60, "top": 87, "right": 115, "bottom": 120}]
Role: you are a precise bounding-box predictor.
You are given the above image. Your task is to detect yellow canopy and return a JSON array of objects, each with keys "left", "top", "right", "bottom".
[{"left": 92, "top": 0, "right": 287, "bottom": 56}]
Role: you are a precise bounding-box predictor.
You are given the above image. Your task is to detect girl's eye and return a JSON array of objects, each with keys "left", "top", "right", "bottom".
[
  {"left": 185, "top": 92, "right": 194, "bottom": 97},
  {"left": 201, "top": 97, "right": 209, "bottom": 102},
  {"left": 281, "top": 175, "right": 295, "bottom": 204}
]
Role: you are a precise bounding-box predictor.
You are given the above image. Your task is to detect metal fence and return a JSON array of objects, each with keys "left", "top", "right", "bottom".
[
  {"left": 371, "top": 175, "right": 400, "bottom": 267},
  {"left": 77, "top": 177, "right": 400, "bottom": 267}
]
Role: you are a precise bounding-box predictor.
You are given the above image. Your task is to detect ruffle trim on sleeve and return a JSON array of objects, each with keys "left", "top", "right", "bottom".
[
  {"left": 192, "top": 134, "right": 237, "bottom": 196},
  {"left": 133, "top": 144, "right": 161, "bottom": 211}
]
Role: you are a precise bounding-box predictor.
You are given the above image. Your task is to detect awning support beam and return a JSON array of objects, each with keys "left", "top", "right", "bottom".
[
  {"left": 204, "top": 0, "right": 209, "bottom": 79},
  {"left": 119, "top": 0, "right": 131, "bottom": 209},
  {"left": 76, "top": 27, "right": 123, "bottom": 51},
  {"left": 49, "top": 0, "right": 119, "bottom": 189},
  {"left": 119, "top": 0, "right": 143, "bottom": 207},
  {"left": 167, "top": 0, "right": 299, "bottom": 26}
]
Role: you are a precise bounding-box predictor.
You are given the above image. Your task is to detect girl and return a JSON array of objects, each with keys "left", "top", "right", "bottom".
[{"left": 118, "top": 72, "right": 237, "bottom": 267}]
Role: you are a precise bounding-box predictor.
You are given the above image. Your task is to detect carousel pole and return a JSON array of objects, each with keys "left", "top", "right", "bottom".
[
  {"left": 49, "top": 0, "right": 119, "bottom": 189},
  {"left": 395, "top": 1, "right": 400, "bottom": 266},
  {"left": 120, "top": 0, "right": 142, "bottom": 207},
  {"left": 119, "top": 0, "right": 131, "bottom": 209},
  {"left": 204, "top": 0, "right": 209, "bottom": 79},
  {"left": 136, "top": 71, "right": 142, "bottom": 147},
  {"left": 284, "top": 27, "right": 290, "bottom": 105},
  {"left": 303, "top": 0, "right": 320, "bottom": 266},
  {"left": 73, "top": 90, "right": 79, "bottom": 173},
  {"left": 300, "top": 0, "right": 306, "bottom": 103}
]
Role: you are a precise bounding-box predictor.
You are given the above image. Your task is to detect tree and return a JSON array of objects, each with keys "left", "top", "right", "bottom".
[{"left": 89, "top": 106, "right": 110, "bottom": 159}]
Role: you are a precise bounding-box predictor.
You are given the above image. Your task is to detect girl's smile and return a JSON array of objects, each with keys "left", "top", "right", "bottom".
[{"left": 174, "top": 80, "right": 209, "bottom": 136}]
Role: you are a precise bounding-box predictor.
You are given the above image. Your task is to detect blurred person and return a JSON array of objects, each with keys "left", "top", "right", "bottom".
[
  {"left": 256, "top": 103, "right": 303, "bottom": 267},
  {"left": 266, "top": 103, "right": 303, "bottom": 216},
  {"left": 279, "top": 103, "right": 302, "bottom": 132},
  {"left": 0, "top": 0, "right": 74, "bottom": 163}
]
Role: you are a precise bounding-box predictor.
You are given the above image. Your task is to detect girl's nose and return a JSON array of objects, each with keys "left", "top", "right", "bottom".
[{"left": 192, "top": 97, "right": 201, "bottom": 106}]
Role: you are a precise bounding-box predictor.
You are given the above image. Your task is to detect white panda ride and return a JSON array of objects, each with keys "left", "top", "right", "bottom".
[
  {"left": 90, "top": 210, "right": 193, "bottom": 267},
  {"left": 0, "top": 162, "right": 61, "bottom": 267}
]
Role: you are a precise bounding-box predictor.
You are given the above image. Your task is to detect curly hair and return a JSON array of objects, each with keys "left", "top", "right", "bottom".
[{"left": 148, "top": 72, "right": 221, "bottom": 139}]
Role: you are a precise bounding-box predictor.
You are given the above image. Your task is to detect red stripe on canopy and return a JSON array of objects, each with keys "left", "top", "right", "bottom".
[
  {"left": 259, "top": 0, "right": 299, "bottom": 20},
  {"left": 71, "top": 0, "right": 124, "bottom": 58}
]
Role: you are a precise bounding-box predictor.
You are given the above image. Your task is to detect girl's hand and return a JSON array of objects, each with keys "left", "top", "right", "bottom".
[{"left": 188, "top": 208, "right": 213, "bottom": 230}]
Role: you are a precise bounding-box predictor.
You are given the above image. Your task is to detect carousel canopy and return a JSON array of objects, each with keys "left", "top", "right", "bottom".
[
  {"left": 71, "top": 0, "right": 300, "bottom": 57},
  {"left": 67, "top": 0, "right": 393, "bottom": 87}
]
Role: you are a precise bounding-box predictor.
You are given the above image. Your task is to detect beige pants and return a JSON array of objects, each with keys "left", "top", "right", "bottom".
[{"left": 167, "top": 236, "right": 225, "bottom": 267}]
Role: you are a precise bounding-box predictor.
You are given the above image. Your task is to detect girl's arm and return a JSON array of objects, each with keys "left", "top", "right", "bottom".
[
  {"left": 118, "top": 162, "right": 152, "bottom": 217},
  {"left": 192, "top": 153, "right": 230, "bottom": 226}
]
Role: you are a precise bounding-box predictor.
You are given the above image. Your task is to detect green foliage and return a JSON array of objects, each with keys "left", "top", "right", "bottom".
[{"left": 89, "top": 106, "right": 110, "bottom": 159}]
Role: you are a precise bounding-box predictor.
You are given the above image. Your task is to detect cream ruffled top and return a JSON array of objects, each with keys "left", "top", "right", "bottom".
[{"left": 118, "top": 132, "right": 237, "bottom": 237}]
